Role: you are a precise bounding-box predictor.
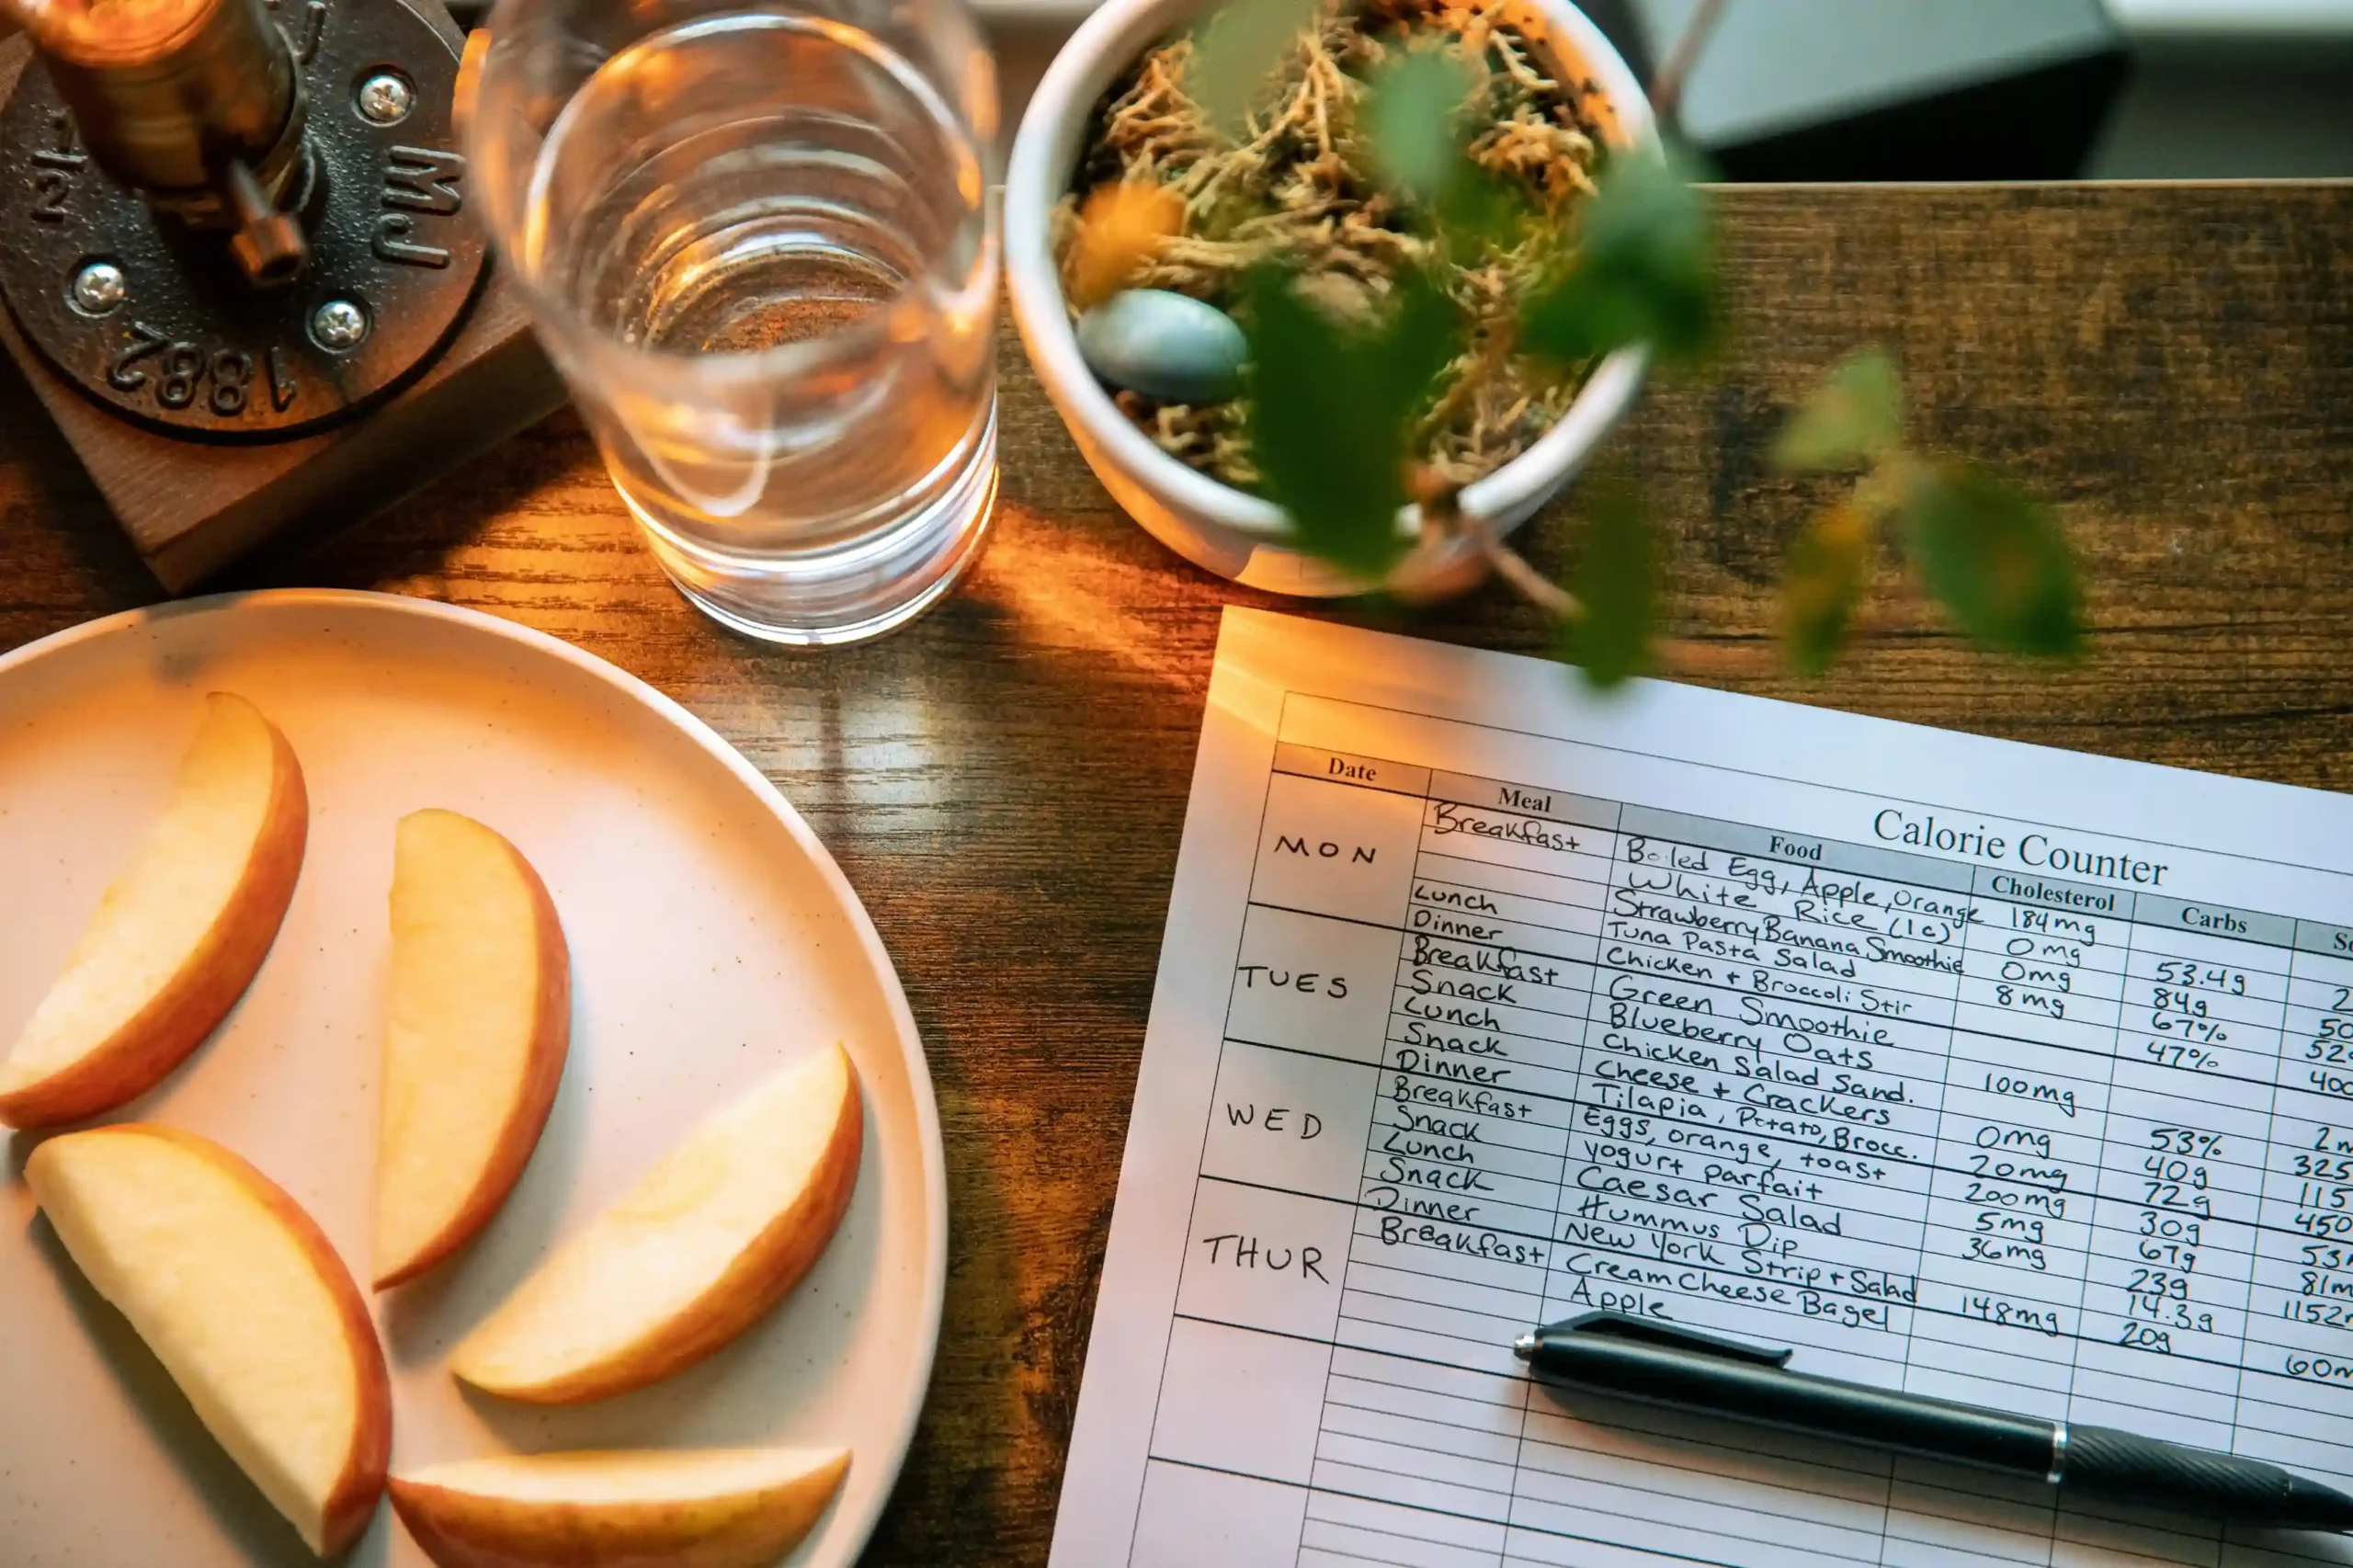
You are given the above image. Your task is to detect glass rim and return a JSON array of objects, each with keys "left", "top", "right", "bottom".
[{"left": 470, "top": 6, "right": 996, "bottom": 378}]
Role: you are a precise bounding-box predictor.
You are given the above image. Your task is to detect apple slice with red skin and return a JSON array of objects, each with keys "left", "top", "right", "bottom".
[
  {"left": 451, "top": 1044, "right": 862, "bottom": 1404},
  {"left": 26, "top": 1124, "right": 392, "bottom": 1556},
  {"left": 373, "top": 809, "right": 571, "bottom": 1290},
  {"left": 391, "top": 1447, "right": 850, "bottom": 1568},
  {"left": 0, "top": 691, "right": 307, "bottom": 1129}
]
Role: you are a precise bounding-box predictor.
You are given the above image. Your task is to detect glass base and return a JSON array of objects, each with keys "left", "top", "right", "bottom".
[{"left": 619, "top": 401, "right": 999, "bottom": 648}]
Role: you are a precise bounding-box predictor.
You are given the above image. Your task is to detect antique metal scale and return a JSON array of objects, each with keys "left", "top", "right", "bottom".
[{"left": 0, "top": 0, "right": 555, "bottom": 586}]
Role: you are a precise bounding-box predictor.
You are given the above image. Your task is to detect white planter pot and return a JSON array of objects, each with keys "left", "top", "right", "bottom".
[{"left": 1002, "top": 0, "right": 1657, "bottom": 596}]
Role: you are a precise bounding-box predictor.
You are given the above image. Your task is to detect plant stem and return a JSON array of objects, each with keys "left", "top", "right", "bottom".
[
  {"left": 1648, "top": 0, "right": 1729, "bottom": 131},
  {"left": 1461, "top": 509, "right": 1779, "bottom": 679},
  {"left": 1470, "top": 517, "right": 1584, "bottom": 621}
]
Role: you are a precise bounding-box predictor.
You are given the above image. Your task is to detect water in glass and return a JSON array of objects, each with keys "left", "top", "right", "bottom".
[{"left": 474, "top": 0, "right": 998, "bottom": 644}]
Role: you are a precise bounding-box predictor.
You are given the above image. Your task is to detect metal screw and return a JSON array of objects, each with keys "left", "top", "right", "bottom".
[
  {"left": 356, "top": 72, "right": 415, "bottom": 126},
  {"left": 312, "top": 299, "right": 369, "bottom": 350},
  {"left": 69, "top": 261, "right": 125, "bottom": 316}
]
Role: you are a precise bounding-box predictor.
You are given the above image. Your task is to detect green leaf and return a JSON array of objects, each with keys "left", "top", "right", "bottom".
[
  {"left": 1773, "top": 347, "right": 1904, "bottom": 472},
  {"left": 1383, "top": 266, "right": 1461, "bottom": 395},
  {"left": 1431, "top": 166, "right": 1530, "bottom": 256},
  {"left": 1556, "top": 479, "right": 1654, "bottom": 687},
  {"left": 1360, "top": 48, "right": 1529, "bottom": 253},
  {"left": 1898, "top": 461, "right": 2081, "bottom": 657},
  {"left": 1521, "top": 138, "right": 1719, "bottom": 368},
  {"left": 1243, "top": 266, "right": 1466, "bottom": 579},
  {"left": 1781, "top": 500, "right": 1870, "bottom": 675},
  {"left": 1188, "top": 0, "right": 1324, "bottom": 138},
  {"left": 1362, "top": 47, "right": 1483, "bottom": 207}
]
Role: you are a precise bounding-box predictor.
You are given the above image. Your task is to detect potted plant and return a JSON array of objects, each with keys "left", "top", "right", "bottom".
[
  {"left": 1006, "top": 0, "right": 1654, "bottom": 598},
  {"left": 1005, "top": 0, "right": 2082, "bottom": 683}
]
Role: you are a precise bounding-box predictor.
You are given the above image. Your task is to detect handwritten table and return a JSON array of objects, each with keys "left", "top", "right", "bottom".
[
  {"left": 1, "top": 184, "right": 2349, "bottom": 1563},
  {"left": 1187, "top": 730, "right": 2353, "bottom": 1566}
]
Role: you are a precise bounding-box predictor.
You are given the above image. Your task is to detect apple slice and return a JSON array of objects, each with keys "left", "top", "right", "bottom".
[
  {"left": 390, "top": 1447, "right": 850, "bottom": 1568},
  {"left": 26, "top": 1125, "right": 392, "bottom": 1556},
  {"left": 374, "top": 810, "right": 572, "bottom": 1290},
  {"left": 0, "top": 691, "right": 306, "bottom": 1128},
  {"left": 451, "top": 1044, "right": 862, "bottom": 1403}
]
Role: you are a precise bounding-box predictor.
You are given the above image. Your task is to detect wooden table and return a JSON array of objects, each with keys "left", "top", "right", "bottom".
[{"left": 3, "top": 184, "right": 2349, "bottom": 1564}]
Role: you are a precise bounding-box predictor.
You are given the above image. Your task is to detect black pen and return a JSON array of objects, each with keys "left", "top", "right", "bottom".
[{"left": 1516, "top": 1312, "right": 2353, "bottom": 1532}]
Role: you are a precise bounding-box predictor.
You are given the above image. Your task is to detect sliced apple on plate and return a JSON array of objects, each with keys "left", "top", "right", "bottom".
[
  {"left": 26, "top": 1124, "right": 392, "bottom": 1556},
  {"left": 390, "top": 1447, "right": 850, "bottom": 1568},
  {"left": 451, "top": 1044, "right": 862, "bottom": 1404},
  {"left": 374, "top": 809, "right": 572, "bottom": 1290},
  {"left": 0, "top": 691, "right": 307, "bottom": 1128}
]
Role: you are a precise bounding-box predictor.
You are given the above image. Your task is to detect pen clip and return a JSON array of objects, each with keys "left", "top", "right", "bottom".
[{"left": 1550, "top": 1311, "right": 1794, "bottom": 1367}]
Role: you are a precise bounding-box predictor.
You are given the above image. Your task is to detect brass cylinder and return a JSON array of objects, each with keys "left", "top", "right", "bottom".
[{"left": 10, "top": 0, "right": 304, "bottom": 220}]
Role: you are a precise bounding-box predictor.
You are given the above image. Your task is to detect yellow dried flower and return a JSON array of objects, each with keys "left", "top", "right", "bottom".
[{"left": 1064, "top": 181, "right": 1188, "bottom": 310}]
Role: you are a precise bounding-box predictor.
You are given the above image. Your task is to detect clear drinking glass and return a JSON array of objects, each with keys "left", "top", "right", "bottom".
[{"left": 469, "top": 0, "right": 1000, "bottom": 644}]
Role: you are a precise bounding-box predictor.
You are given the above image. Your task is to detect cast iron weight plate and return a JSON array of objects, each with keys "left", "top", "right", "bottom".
[{"left": 0, "top": 0, "right": 487, "bottom": 441}]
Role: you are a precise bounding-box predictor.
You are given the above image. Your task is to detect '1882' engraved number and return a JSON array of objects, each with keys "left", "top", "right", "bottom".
[
  {"left": 107, "top": 322, "right": 290, "bottom": 416},
  {"left": 207, "top": 350, "right": 251, "bottom": 415}
]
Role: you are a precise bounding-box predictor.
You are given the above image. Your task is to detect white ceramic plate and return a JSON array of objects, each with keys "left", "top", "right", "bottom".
[{"left": 0, "top": 590, "right": 945, "bottom": 1568}]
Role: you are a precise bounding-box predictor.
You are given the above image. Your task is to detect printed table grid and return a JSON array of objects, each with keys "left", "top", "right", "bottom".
[{"left": 1141, "top": 712, "right": 2353, "bottom": 1568}]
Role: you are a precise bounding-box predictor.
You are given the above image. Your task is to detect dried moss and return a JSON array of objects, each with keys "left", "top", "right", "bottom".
[{"left": 1054, "top": 0, "right": 1609, "bottom": 492}]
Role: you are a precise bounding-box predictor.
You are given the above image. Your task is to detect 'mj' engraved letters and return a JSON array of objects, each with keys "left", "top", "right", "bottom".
[{"left": 373, "top": 144, "right": 466, "bottom": 268}]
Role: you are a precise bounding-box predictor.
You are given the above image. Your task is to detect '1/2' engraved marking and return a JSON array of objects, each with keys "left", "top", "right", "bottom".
[
  {"left": 34, "top": 111, "right": 85, "bottom": 170},
  {"left": 30, "top": 112, "right": 81, "bottom": 223}
]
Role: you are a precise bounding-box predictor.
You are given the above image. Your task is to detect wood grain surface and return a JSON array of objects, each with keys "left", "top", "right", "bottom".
[{"left": 2, "top": 183, "right": 2348, "bottom": 1564}]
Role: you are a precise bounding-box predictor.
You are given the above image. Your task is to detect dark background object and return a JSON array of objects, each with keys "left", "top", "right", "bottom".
[
  {"left": 2092, "top": 30, "right": 2353, "bottom": 178},
  {"left": 1696, "top": 51, "right": 2128, "bottom": 183},
  {"left": 984, "top": 0, "right": 2353, "bottom": 180},
  {"left": 1583, "top": 0, "right": 2130, "bottom": 180}
]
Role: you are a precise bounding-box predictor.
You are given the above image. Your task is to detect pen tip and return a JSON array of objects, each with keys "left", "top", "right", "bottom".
[
  {"left": 2283, "top": 1472, "right": 2353, "bottom": 1533},
  {"left": 1513, "top": 1331, "right": 1537, "bottom": 1361}
]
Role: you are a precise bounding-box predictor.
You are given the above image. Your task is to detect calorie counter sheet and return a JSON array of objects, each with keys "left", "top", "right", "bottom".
[{"left": 1050, "top": 608, "right": 2353, "bottom": 1568}]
